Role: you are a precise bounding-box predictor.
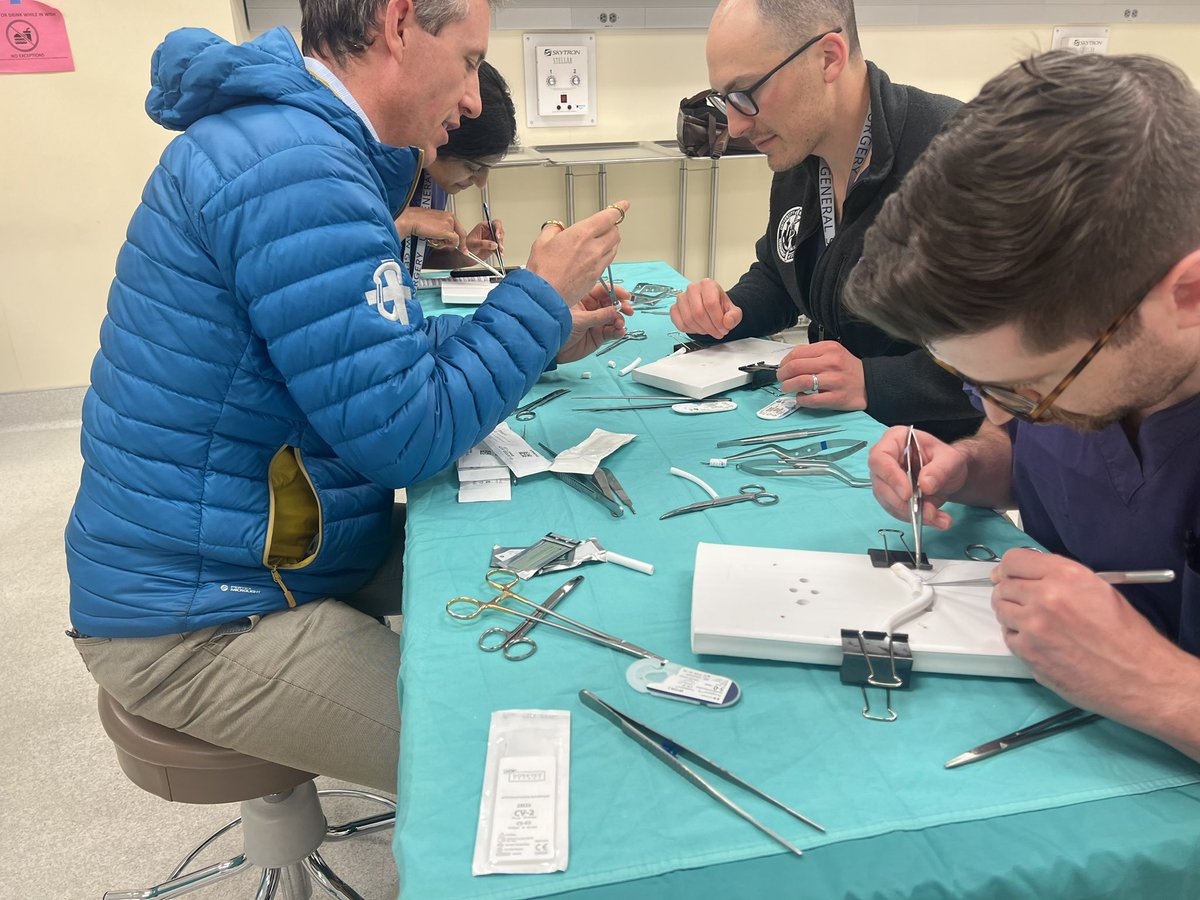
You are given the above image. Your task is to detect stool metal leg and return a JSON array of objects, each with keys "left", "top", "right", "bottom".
[
  {"left": 103, "top": 853, "right": 252, "bottom": 899},
  {"left": 318, "top": 789, "right": 395, "bottom": 842},
  {"left": 305, "top": 850, "right": 366, "bottom": 900},
  {"left": 255, "top": 867, "right": 281, "bottom": 900}
]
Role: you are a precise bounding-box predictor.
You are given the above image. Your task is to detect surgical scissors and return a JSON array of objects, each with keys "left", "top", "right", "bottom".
[
  {"left": 513, "top": 388, "right": 570, "bottom": 421},
  {"left": 593, "top": 330, "right": 648, "bottom": 357},
  {"left": 660, "top": 484, "right": 779, "bottom": 520},
  {"left": 447, "top": 569, "right": 667, "bottom": 663},
  {"left": 965, "top": 543, "right": 1043, "bottom": 562},
  {"left": 477, "top": 575, "right": 581, "bottom": 660},
  {"left": 944, "top": 707, "right": 1103, "bottom": 769}
]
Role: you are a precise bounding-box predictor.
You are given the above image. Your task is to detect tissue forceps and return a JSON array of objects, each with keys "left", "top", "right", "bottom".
[
  {"left": 719, "top": 439, "right": 867, "bottom": 465},
  {"left": 660, "top": 484, "right": 779, "bottom": 520},
  {"left": 904, "top": 426, "right": 929, "bottom": 570},
  {"left": 735, "top": 461, "right": 871, "bottom": 488},
  {"left": 593, "top": 330, "right": 648, "bottom": 357},
  {"left": 477, "top": 575, "right": 582, "bottom": 660},
  {"left": 447, "top": 569, "right": 666, "bottom": 663},
  {"left": 944, "top": 707, "right": 1103, "bottom": 769},
  {"left": 715, "top": 426, "right": 843, "bottom": 448},
  {"left": 580, "top": 690, "right": 824, "bottom": 856}
]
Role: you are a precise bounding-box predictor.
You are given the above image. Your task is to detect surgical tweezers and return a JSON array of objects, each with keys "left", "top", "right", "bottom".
[
  {"left": 736, "top": 461, "right": 871, "bottom": 488},
  {"left": 904, "top": 426, "right": 928, "bottom": 570},
  {"left": 538, "top": 442, "right": 624, "bottom": 517},
  {"left": 717, "top": 439, "right": 867, "bottom": 465},
  {"left": 580, "top": 691, "right": 824, "bottom": 856},
  {"left": 716, "top": 426, "right": 843, "bottom": 448}
]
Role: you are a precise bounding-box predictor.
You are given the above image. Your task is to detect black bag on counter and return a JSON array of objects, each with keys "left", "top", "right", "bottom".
[{"left": 676, "top": 89, "right": 757, "bottom": 159}]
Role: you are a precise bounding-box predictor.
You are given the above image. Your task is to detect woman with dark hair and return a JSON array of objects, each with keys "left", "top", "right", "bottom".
[{"left": 396, "top": 61, "right": 517, "bottom": 276}]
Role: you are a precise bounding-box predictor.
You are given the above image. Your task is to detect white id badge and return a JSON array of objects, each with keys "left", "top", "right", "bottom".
[{"left": 473, "top": 710, "right": 570, "bottom": 876}]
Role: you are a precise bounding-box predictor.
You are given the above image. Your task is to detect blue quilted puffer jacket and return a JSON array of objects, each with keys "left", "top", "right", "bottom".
[{"left": 66, "top": 28, "right": 571, "bottom": 638}]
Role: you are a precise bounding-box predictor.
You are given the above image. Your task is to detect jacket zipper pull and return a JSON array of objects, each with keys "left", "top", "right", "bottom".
[{"left": 270, "top": 565, "right": 298, "bottom": 609}]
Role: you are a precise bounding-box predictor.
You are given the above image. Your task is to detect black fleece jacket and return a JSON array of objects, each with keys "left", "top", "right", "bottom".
[{"left": 720, "top": 63, "right": 982, "bottom": 442}]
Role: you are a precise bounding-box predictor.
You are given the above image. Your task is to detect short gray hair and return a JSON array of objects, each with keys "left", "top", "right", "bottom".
[
  {"left": 756, "top": 0, "right": 859, "bottom": 55},
  {"left": 300, "top": 0, "right": 481, "bottom": 66}
]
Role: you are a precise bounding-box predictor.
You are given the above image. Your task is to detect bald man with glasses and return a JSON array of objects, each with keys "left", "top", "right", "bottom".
[{"left": 671, "top": 0, "right": 982, "bottom": 442}]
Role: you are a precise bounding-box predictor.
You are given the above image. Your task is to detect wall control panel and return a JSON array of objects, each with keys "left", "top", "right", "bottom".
[
  {"left": 523, "top": 32, "right": 597, "bottom": 128},
  {"left": 536, "top": 45, "right": 590, "bottom": 116}
]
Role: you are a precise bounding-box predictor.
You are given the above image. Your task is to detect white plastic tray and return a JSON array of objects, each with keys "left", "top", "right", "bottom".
[
  {"left": 690, "top": 542, "right": 1032, "bottom": 679},
  {"left": 631, "top": 338, "right": 793, "bottom": 399}
]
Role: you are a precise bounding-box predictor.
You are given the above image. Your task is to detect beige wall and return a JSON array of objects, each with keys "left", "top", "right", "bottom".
[{"left": 2, "top": 4, "right": 1198, "bottom": 392}]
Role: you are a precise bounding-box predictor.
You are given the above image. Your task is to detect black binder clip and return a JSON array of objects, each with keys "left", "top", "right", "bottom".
[
  {"left": 737, "top": 361, "right": 780, "bottom": 390},
  {"left": 839, "top": 628, "right": 913, "bottom": 722},
  {"left": 868, "top": 528, "right": 929, "bottom": 570}
]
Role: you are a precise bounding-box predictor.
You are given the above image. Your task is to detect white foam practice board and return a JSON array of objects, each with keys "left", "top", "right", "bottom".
[
  {"left": 631, "top": 338, "right": 794, "bottom": 399},
  {"left": 690, "top": 542, "right": 1032, "bottom": 679},
  {"left": 440, "top": 281, "right": 495, "bottom": 305}
]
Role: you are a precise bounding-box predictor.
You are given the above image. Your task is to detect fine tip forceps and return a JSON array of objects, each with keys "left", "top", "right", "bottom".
[
  {"left": 944, "top": 707, "right": 1103, "bottom": 769},
  {"left": 903, "top": 426, "right": 930, "bottom": 570},
  {"left": 480, "top": 197, "right": 505, "bottom": 271},
  {"left": 447, "top": 569, "right": 668, "bottom": 664},
  {"left": 735, "top": 460, "right": 871, "bottom": 488},
  {"left": 660, "top": 483, "right": 780, "bottom": 520},
  {"left": 580, "top": 691, "right": 825, "bottom": 856},
  {"left": 715, "top": 426, "right": 843, "bottom": 448}
]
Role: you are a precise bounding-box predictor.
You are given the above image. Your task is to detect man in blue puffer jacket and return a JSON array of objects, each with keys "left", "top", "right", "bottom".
[{"left": 66, "top": 0, "right": 630, "bottom": 793}]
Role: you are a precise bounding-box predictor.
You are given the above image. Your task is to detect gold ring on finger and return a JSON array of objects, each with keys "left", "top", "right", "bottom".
[
  {"left": 541, "top": 219, "right": 566, "bottom": 231},
  {"left": 605, "top": 204, "right": 626, "bottom": 225}
]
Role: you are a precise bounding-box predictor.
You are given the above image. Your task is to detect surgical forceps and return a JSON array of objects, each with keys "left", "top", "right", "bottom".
[
  {"left": 904, "top": 426, "right": 929, "bottom": 569},
  {"left": 735, "top": 460, "right": 871, "bottom": 488},
  {"left": 477, "top": 575, "right": 582, "bottom": 660},
  {"left": 715, "top": 439, "right": 867, "bottom": 465},
  {"left": 513, "top": 388, "right": 571, "bottom": 421},
  {"left": 447, "top": 569, "right": 667, "bottom": 663},
  {"left": 715, "top": 426, "right": 843, "bottom": 448},
  {"left": 660, "top": 484, "right": 779, "bottom": 520},
  {"left": 593, "top": 330, "right": 648, "bottom": 357},
  {"left": 580, "top": 690, "right": 824, "bottom": 856}
]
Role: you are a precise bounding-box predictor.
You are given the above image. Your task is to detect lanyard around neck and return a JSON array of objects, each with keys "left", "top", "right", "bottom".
[
  {"left": 817, "top": 112, "right": 872, "bottom": 248},
  {"left": 403, "top": 174, "right": 437, "bottom": 277}
]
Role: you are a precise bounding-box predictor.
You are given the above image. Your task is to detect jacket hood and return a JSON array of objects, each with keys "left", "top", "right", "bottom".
[{"left": 149, "top": 26, "right": 394, "bottom": 150}]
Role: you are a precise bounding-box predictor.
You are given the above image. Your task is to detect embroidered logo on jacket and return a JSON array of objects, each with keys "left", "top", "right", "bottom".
[
  {"left": 776, "top": 206, "right": 804, "bottom": 264},
  {"left": 364, "top": 260, "right": 411, "bottom": 325}
]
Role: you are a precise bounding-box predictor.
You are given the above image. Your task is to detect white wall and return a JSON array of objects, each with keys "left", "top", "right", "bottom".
[{"left": 1, "top": 3, "right": 1197, "bottom": 392}]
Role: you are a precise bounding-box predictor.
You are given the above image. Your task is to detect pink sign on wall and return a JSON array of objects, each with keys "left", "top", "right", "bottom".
[{"left": 1, "top": 1, "right": 74, "bottom": 74}]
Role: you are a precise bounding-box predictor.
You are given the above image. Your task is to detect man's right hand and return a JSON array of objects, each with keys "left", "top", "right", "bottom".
[
  {"left": 394, "top": 207, "right": 467, "bottom": 250},
  {"left": 525, "top": 201, "right": 629, "bottom": 307},
  {"left": 868, "top": 425, "right": 968, "bottom": 531},
  {"left": 669, "top": 278, "right": 743, "bottom": 339}
]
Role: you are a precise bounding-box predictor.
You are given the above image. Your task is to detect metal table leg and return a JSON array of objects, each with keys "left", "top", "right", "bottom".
[{"left": 678, "top": 159, "right": 689, "bottom": 275}]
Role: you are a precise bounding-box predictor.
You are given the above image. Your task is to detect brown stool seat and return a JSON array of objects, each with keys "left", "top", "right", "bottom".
[{"left": 97, "top": 688, "right": 315, "bottom": 805}]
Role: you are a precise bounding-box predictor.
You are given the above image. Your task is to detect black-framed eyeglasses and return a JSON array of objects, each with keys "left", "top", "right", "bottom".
[
  {"left": 930, "top": 295, "right": 1145, "bottom": 423},
  {"left": 707, "top": 27, "right": 842, "bottom": 118}
]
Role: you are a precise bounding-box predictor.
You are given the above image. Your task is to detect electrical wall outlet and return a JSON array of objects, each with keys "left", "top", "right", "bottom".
[{"left": 523, "top": 32, "right": 597, "bottom": 128}]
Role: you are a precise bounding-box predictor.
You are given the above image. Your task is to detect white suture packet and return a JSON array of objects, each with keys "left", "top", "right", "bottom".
[
  {"left": 473, "top": 709, "right": 570, "bottom": 876},
  {"left": 548, "top": 429, "right": 636, "bottom": 475},
  {"left": 482, "top": 422, "right": 553, "bottom": 478}
]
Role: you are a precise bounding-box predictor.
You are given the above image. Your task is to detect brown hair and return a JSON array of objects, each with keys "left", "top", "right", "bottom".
[{"left": 844, "top": 52, "right": 1200, "bottom": 353}]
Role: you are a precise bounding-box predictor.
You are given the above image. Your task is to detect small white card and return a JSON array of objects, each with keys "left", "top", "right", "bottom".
[
  {"left": 645, "top": 665, "right": 736, "bottom": 706},
  {"left": 458, "top": 478, "right": 512, "bottom": 503},
  {"left": 483, "top": 422, "right": 552, "bottom": 478},
  {"left": 488, "top": 755, "right": 557, "bottom": 865}
]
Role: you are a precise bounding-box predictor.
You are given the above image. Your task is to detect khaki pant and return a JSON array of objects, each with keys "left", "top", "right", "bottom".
[{"left": 73, "top": 506, "right": 405, "bottom": 794}]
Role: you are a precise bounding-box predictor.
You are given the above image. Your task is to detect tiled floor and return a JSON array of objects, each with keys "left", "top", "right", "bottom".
[{"left": 0, "top": 388, "right": 399, "bottom": 899}]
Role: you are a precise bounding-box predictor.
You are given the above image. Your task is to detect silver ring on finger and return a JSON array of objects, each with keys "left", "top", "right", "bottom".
[{"left": 810, "top": 374, "right": 820, "bottom": 394}]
